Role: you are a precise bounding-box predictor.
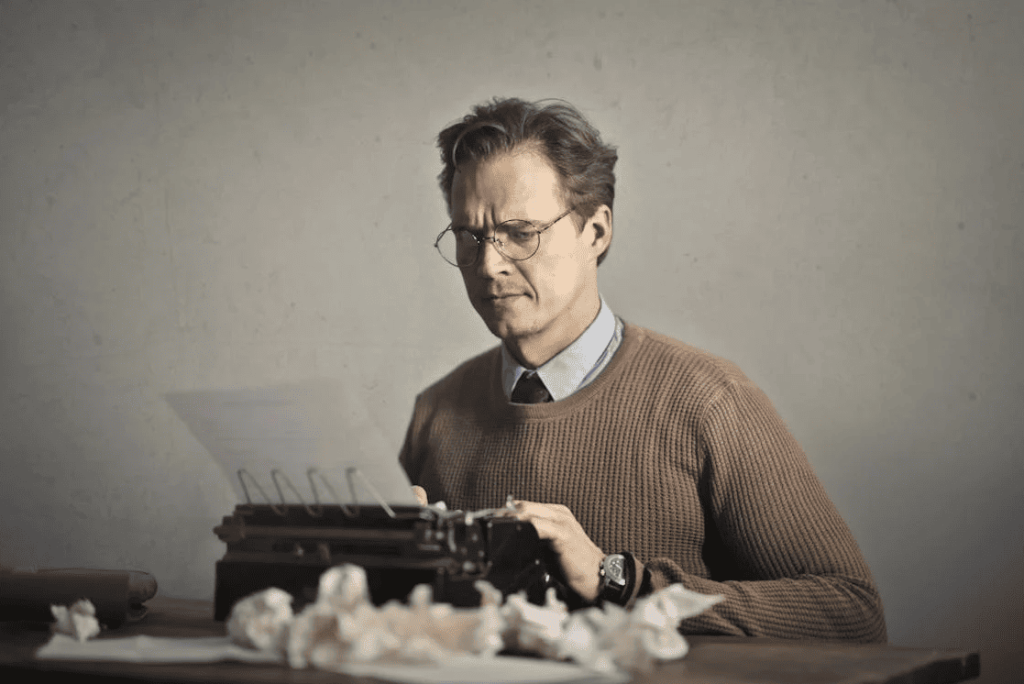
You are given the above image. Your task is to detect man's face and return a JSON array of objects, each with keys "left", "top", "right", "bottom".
[{"left": 449, "top": 148, "right": 607, "bottom": 365}]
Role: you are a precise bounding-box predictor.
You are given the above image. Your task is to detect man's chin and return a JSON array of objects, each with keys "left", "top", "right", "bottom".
[
  {"left": 479, "top": 314, "right": 528, "bottom": 342},
  {"left": 484, "top": 319, "right": 517, "bottom": 340},
  {"left": 472, "top": 298, "right": 542, "bottom": 342}
]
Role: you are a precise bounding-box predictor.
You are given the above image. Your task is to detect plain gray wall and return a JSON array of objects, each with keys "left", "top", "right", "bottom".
[{"left": 1, "top": 1, "right": 1021, "bottom": 680}]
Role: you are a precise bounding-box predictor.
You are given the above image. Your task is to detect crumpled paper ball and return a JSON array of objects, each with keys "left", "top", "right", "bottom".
[
  {"left": 498, "top": 582, "right": 723, "bottom": 672},
  {"left": 316, "top": 563, "right": 370, "bottom": 610},
  {"left": 500, "top": 587, "right": 568, "bottom": 659},
  {"left": 225, "top": 587, "right": 293, "bottom": 653},
  {"left": 602, "top": 584, "right": 722, "bottom": 671},
  {"left": 50, "top": 599, "right": 101, "bottom": 642}
]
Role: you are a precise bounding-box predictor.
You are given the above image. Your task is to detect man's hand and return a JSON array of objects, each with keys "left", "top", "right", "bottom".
[
  {"left": 510, "top": 501, "right": 605, "bottom": 601},
  {"left": 412, "top": 486, "right": 428, "bottom": 506}
]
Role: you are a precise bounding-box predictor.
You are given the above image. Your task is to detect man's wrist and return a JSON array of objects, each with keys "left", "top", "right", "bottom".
[{"left": 598, "top": 551, "right": 644, "bottom": 607}]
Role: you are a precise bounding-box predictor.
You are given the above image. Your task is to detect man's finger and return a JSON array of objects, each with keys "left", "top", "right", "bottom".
[
  {"left": 411, "top": 485, "right": 428, "bottom": 506},
  {"left": 521, "top": 515, "right": 562, "bottom": 542},
  {"left": 512, "top": 500, "right": 568, "bottom": 521}
]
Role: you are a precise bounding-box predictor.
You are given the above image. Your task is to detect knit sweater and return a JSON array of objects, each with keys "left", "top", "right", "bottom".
[{"left": 399, "top": 322, "right": 887, "bottom": 642}]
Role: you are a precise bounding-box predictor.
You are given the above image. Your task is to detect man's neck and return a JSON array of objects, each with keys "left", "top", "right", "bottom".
[{"left": 503, "top": 293, "right": 602, "bottom": 369}]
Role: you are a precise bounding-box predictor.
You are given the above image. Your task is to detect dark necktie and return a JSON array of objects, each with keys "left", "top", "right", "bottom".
[{"left": 511, "top": 372, "right": 552, "bottom": 404}]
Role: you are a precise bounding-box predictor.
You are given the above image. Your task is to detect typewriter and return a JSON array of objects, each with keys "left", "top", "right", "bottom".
[{"left": 212, "top": 470, "right": 566, "bottom": 620}]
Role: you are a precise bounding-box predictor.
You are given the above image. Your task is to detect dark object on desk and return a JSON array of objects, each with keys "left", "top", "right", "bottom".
[
  {"left": 0, "top": 567, "right": 157, "bottom": 628},
  {"left": 212, "top": 503, "right": 566, "bottom": 620}
]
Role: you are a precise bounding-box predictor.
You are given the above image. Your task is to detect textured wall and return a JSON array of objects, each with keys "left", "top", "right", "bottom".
[{"left": 1, "top": 1, "right": 1021, "bottom": 680}]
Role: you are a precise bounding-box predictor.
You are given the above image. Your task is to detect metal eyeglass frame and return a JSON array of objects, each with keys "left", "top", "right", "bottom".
[{"left": 434, "top": 206, "right": 576, "bottom": 267}]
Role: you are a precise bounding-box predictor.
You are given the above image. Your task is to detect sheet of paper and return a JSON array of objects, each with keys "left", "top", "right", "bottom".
[
  {"left": 335, "top": 655, "right": 628, "bottom": 684},
  {"left": 37, "top": 634, "right": 282, "bottom": 664},
  {"left": 36, "top": 635, "right": 624, "bottom": 684},
  {"left": 166, "top": 380, "right": 419, "bottom": 506}
]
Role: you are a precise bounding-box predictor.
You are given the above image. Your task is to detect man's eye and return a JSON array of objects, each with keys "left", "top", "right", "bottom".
[{"left": 506, "top": 227, "right": 535, "bottom": 242}]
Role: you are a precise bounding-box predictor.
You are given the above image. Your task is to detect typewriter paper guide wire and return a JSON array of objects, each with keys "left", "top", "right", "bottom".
[
  {"left": 212, "top": 503, "right": 559, "bottom": 620},
  {"left": 165, "top": 381, "right": 421, "bottom": 508}
]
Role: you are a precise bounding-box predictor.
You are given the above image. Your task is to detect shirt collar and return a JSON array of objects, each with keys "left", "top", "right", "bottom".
[{"left": 501, "top": 296, "right": 617, "bottom": 402}]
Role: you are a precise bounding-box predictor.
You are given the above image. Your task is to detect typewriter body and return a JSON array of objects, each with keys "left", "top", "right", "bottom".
[{"left": 212, "top": 501, "right": 563, "bottom": 620}]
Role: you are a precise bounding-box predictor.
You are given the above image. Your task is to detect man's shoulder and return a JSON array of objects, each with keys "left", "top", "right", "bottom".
[
  {"left": 623, "top": 322, "right": 750, "bottom": 387},
  {"left": 416, "top": 345, "right": 501, "bottom": 403}
]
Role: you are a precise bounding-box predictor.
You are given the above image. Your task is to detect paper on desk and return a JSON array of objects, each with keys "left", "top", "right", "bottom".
[
  {"left": 36, "top": 635, "right": 624, "bottom": 683},
  {"left": 166, "top": 380, "right": 418, "bottom": 506},
  {"left": 335, "top": 655, "right": 628, "bottom": 684},
  {"left": 36, "top": 634, "right": 283, "bottom": 664}
]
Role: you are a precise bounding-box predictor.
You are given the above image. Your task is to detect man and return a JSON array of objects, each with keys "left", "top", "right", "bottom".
[{"left": 400, "top": 97, "right": 886, "bottom": 642}]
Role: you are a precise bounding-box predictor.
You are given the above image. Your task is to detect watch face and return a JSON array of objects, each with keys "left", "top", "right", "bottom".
[{"left": 605, "top": 555, "right": 626, "bottom": 583}]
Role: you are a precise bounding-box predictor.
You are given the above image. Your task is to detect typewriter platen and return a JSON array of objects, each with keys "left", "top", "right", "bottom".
[{"left": 212, "top": 472, "right": 567, "bottom": 620}]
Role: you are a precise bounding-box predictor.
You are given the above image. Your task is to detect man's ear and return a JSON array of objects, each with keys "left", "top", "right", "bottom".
[{"left": 585, "top": 204, "right": 613, "bottom": 262}]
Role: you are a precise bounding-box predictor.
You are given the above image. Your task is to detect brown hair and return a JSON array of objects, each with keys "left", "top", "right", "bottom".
[{"left": 437, "top": 97, "right": 618, "bottom": 264}]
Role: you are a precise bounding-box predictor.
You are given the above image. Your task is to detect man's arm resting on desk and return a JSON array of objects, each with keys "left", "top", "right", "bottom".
[
  {"left": 647, "top": 561, "right": 887, "bottom": 643},
  {"left": 673, "top": 379, "right": 888, "bottom": 643}
]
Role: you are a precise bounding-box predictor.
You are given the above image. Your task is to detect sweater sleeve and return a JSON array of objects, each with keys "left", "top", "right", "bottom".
[
  {"left": 398, "top": 393, "right": 428, "bottom": 486},
  {"left": 647, "top": 378, "right": 887, "bottom": 643}
]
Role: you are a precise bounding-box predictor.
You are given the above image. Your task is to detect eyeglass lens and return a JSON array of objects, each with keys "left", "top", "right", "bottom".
[{"left": 437, "top": 221, "right": 539, "bottom": 266}]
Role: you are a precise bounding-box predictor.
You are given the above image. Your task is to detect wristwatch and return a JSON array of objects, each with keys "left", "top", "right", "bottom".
[{"left": 598, "top": 553, "right": 631, "bottom": 605}]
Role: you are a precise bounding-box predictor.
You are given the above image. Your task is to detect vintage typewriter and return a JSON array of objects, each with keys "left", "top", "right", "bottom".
[{"left": 212, "top": 469, "right": 566, "bottom": 620}]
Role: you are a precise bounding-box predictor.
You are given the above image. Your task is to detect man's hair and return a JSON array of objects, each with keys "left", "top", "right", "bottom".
[{"left": 437, "top": 97, "right": 618, "bottom": 265}]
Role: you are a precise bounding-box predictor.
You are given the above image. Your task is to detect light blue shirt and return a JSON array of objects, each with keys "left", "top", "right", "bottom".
[{"left": 501, "top": 297, "right": 624, "bottom": 402}]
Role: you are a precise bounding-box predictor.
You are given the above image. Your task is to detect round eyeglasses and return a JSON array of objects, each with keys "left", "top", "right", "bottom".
[{"left": 434, "top": 207, "right": 576, "bottom": 267}]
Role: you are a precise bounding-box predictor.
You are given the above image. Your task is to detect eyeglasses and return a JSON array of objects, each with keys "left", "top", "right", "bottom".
[{"left": 434, "top": 207, "right": 576, "bottom": 267}]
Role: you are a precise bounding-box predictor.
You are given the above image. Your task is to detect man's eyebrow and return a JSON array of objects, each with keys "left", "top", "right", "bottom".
[{"left": 451, "top": 217, "right": 531, "bottom": 232}]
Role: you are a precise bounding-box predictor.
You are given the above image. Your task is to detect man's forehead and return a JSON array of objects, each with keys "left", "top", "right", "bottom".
[{"left": 450, "top": 149, "right": 563, "bottom": 222}]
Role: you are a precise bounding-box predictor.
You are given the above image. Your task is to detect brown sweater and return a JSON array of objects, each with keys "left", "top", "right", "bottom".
[{"left": 400, "top": 322, "right": 887, "bottom": 642}]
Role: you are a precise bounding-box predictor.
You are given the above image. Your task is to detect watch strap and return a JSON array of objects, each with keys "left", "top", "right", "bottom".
[
  {"left": 621, "top": 552, "right": 643, "bottom": 608},
  {"left": 637, "top": 564, "right": 654, "bottom": 599}
]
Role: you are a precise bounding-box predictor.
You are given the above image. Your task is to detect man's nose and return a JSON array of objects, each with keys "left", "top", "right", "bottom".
[{"left": 475, "top": 236, "right": 510, "bottom": 273}]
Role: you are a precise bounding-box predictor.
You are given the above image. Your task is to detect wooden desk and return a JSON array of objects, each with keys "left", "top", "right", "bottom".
[{"left": 0, "top": 597, "right": 980, "bottom": 684}]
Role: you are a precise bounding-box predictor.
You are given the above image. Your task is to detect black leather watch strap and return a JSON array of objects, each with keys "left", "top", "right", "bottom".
[{"left": 637, "top": 564, "right": 654, "bottom": 598}]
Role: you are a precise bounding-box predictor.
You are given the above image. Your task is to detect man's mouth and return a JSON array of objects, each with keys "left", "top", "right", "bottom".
[{"left": 481, "top": 293, "right": 526, "bottom": 307}]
